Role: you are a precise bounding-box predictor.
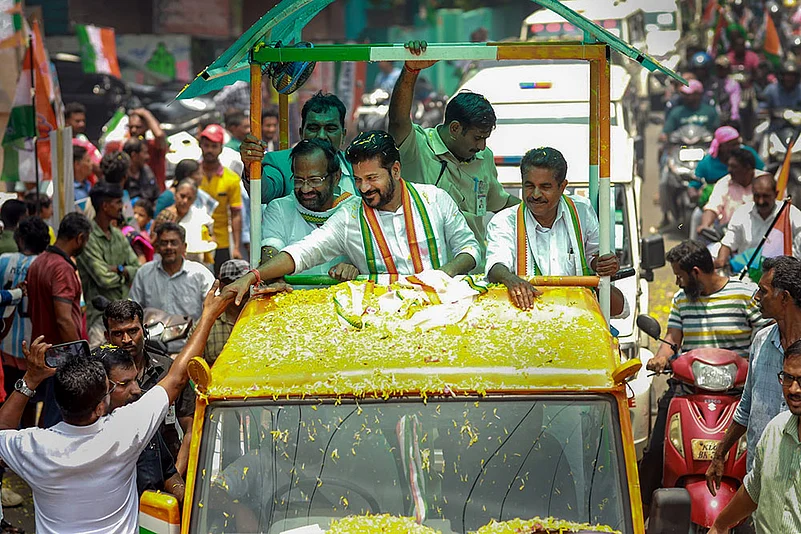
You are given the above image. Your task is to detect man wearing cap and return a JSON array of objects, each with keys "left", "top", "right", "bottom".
[
  {"left": 199, "top": 124, "right": 243, "bottom": 275},
  {"left": 260, "top": 138, "right": 354, "bottom": 277},
  {"left": 194, "top": 259, "right": 250, "bottom": 364},
  {"left": 660, "top": 79, "right": 720, "bottom": 142}
]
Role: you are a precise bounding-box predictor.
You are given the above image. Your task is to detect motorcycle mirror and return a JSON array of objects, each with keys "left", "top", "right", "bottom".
[
  {"left": 148, "top": 322, "right": 166, "bottom": 338},
  {"left": 636, "top": 314, "right": 662, "bottom": 340}
]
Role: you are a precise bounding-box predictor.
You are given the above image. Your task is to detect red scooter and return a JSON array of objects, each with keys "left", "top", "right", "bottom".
[{"left": 638, "top": 315, "right": 750, "bottom": 532}]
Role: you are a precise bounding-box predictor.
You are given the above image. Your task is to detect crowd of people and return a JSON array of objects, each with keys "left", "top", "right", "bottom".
[{"left": 0, "top": 23, "right": 796, "bottom": 531}]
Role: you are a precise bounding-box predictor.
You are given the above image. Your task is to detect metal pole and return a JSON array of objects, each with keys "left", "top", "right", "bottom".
[
  {"left": 28, "top": 35, "right": 40, "bottom": 208},
  {"left": 249, "top": 63, "right": 263, "bottom": 268},
  {"left": 598, "top": 46, "right": 612, "bottom": 321},
  {"left": 279, "top": 93, "right": 289, "bottom": 150}
]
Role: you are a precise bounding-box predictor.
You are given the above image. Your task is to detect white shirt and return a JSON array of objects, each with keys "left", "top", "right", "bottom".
[
  {"left": 486, "top": 195, "right": 600, "bottom": 276},
  {"left": 722, "top": 200, "right": 801, "bottom": 256},
  {"left": 261, "top": 195, "right": 348, "bottom": 276},
  {"left": 180, "top": 205, "right": 215, "bottom": 254},
  {"left": 283, "top": 183, "right": 480, "bottom": 275},
  {"left": 0, "top": 386, "right": 169, "bottom": 534},
  {"left": 129, "top": 257, "right": 215, "bottom": 320}
]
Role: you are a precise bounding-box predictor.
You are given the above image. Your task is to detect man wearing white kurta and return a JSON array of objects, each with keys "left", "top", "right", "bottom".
[
  {"left": 260, "top": 139, "right": 353, "bottom": 276},
  {"left": 714, "top": 173, "right": 801, "bottom": 269},
  {"left": 223, "top": 131, "right": 480, "bottom": 303},
  {"left": 486, "top": 147, "right": 620, "bottom": 311}
]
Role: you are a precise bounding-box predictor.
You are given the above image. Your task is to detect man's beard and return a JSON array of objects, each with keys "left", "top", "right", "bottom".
[
  {"left": 296, "top": 183, "right": 334, "bottom": 212},
  {"left": 364, "top": 178, "right": 396, "bottom": 210},
  {"left": 684, "top": 274, "right": 702, "bottom": 301}
]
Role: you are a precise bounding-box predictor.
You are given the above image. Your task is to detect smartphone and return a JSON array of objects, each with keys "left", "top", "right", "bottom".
[{"left": 44, "top": 340, "right": 90, "bottom": 368}]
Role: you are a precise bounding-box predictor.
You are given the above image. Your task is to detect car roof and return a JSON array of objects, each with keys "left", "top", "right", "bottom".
[
  {"left": 208, "top": 285, "right": 619, "bottom": 400},
  {"left": 458, "top": 62, "right": 631, "bottom": 103}
]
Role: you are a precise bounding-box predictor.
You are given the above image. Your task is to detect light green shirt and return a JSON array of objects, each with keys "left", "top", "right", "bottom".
[
  {"left": 397, "top": 124, "right": 516, "bottom": 268},
  {"left": 744, "top": 410, "right": 801, "bottom": 534}
]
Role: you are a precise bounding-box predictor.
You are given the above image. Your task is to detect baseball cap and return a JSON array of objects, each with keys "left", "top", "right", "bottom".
[
  {"left": 219, "top": 259, "right": 250, "bottom": 284},
  {"left": 680, "top": 79, "right": 704, "bottom": 95},
  {"left": 199, "top": 124, "right": 225, "bottom": 144}
]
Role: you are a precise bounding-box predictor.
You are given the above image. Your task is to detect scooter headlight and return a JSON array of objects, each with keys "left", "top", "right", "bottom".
[
  {"left": 769, "top": 134, "right": 786, "bottom": 157},
  {"left": 669, "top": 412, "right": 684, "bottom": 458},
  {"left": 736, "top": 434, "right": 748, "bottom": 460},
  {"left": 691, "top": 361, "right": 737, "bottom": 391}
]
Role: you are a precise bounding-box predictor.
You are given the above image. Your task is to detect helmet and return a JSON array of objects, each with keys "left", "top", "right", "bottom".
[{"left": 691, "top": 52, "right": 713, "bottom": 69}]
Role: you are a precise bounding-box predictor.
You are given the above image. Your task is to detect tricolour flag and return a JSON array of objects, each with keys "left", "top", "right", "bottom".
[
  {"left": 763, "top": 8, "right": 783, "bottom": 68},
  {"left": 75, "top": 24, "right": 121, "bottom": 78},
  {"left": 3, "top": 19, "right": 62, "bottom": 182}
]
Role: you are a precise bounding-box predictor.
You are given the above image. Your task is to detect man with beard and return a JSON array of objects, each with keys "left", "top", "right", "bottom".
[
  {"left": 77, "top": 182, "right": 140, "bottom": 349},
  {"left": 260, "top": 138, "right": 356, "bottom": 277},
  {"left": 485, "top": 147, "right": 623, "bottom": 313},
  {"left": 715, "top": 174, "right": 801, "bottom": 270},
  {"left": 639, "top": 240, "right": 769, "bottom": 513},
  {"left": 103, "top": 299, "right": 196, "bottom": 476},
  {"left": 198, "top": 124, "right": 243, "bottom": 275},
  {"left": 95, "top": 345, "right": 185, "bottom": 503},
  {"left": 222, "top": 130, "right": 479, "bottom": 303},
  {"left": 709, "top": 341, "right": 801, "bottom": 534},
  {"left": 706, "top": 256, "right": 801, "bottom": 502}
]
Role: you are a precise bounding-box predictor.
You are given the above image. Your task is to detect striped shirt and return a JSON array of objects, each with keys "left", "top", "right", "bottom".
[
  {"left": 0, "top": 253, "right": 37, "bottom": 361},
  {"left": 667, "top": 279, "right": 769, "bottom": 358},
  {"left": 744, "top": 411, "right": 801, "bottom": 534}
]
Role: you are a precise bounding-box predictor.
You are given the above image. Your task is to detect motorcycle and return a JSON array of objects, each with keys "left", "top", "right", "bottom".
[
  {"left": 660, "top": 124, "right": 713, "bottom": 229},
  {"left": 756, "top": 107, "right": 801, "bottom": 208},
  {"left": 92, "top": 296, "right": 192, "bottom": 356},
  {"left": 638, "top": 315, "right": 751, "bottom": 533}
]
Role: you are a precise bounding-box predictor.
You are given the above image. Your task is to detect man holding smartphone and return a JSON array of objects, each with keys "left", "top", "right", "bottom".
[{"left": 0, "top": 281, "right": 227, "bottom": 534}]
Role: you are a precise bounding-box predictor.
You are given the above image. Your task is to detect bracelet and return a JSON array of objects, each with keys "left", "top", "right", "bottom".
[
  {"left": 404, "top": 64, "right": 420, "bottom": 74},
  {"left": 248, "top": 268, "right": 262, "bottom": 285}
]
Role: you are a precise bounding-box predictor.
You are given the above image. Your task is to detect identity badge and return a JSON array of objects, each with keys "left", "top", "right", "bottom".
[{"left": 474, "top": 178, "right": 488, "bottom": 217}]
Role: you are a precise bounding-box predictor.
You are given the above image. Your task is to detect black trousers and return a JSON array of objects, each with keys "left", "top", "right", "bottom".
[{"left": 638, "top": 378, "right": 679, "bottom": 505}]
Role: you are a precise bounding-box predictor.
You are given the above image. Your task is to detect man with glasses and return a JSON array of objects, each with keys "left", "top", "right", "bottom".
[
  {"left": 0, "top": 282, "right": 226, "bottom": 534},
  {"left": 103, "top": 299, "right": 196, "bottom": 476},
  {"left": 260, "top": 138, "right": 358, "bottom": 277},
  {"left": 95, "top": 344, "right": 186, "bottom": 504},
  {"left": 707, "top": 256, "right": 801, "bottom": 498},
  {"left": 710, "top": 341, "right": 801, "bottom": 533}
]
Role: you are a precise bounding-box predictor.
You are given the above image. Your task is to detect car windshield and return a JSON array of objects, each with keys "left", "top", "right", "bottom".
[{"left": 190, "top": 395, "right": 632, "bottom": 534}]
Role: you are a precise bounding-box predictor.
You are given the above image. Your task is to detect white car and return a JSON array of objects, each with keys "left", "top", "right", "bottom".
[{"left": 458, "top": 62, "right": 665, "bottom": 457}]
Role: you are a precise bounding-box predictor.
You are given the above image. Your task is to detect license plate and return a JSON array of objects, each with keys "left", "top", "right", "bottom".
[
  {"left": 691, "top": 439, "right": 719, "bottom": 461},
  {"left": 679, "top": 148, "right": 705, "bottom": 162}
]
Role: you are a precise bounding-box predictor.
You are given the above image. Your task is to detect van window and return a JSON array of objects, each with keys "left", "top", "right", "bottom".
[{"left": 190, "top": 396, "right": 633, "bottom": 534}]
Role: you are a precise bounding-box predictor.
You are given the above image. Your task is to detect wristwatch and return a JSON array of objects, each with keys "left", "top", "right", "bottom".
[
  {"left": 14, "top": 378, "right": 35, "bottom": 398},
  {"left": 117, "top": 264, "right": 125, "bottom": 276}
]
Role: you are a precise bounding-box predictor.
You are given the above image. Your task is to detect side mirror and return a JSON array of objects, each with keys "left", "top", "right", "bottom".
[
  {"left": 648, "top": 488, "right": 692, "bottom": 533},
  {"left": 139, "top": 490, "right": 180, "bottom": 533},
  {"left": 636, "top": 314, "right": 662, "bottom": 341},
  {"left": 641, "top": 234, "right": 665, "bottom": 282}
]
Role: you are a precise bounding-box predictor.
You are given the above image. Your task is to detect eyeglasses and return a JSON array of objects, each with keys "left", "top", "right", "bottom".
[
  {"left": 778, "top": 371, "right": 801, "bottom": 389},
  {"left": 109, "top": 377, "right": 136, "bottom": 389},
  {"left": 293, "top": 174, "right": 330, "bottom": 188},
  {"left": 104, "top": 381, "right": 119, "bottom": 400}
]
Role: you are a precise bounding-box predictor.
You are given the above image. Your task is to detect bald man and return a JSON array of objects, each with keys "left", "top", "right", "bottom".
[{"left": 715, "top": 174, "right": 801, "bottom": 269}]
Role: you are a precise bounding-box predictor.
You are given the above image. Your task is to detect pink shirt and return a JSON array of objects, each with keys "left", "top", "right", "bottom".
[
  {"left": 727, "top": 50, "right": 761, "bottom": 73},
  {"left": 706, "top": 173, "right": 769, "bottom": 225}
]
